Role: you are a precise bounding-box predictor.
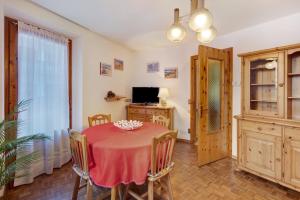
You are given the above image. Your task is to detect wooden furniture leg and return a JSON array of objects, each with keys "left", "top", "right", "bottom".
[
  {"left": 111, "top": 186, "right": 117, "bottom": 200},
  {"left": 166, "top": 174, "right": 173, "bottom": 200},
  {"left": 122, "top": 185, "right": 129, "bottom": 200},
  {"left": 148, "top": 181, "right": 154, "bottom": 200},
  {"left": 86, "top": 181, "right": 93, "bottom": 200},
  {"left": 72, "top": 175, "right": 81, "bottom": 200}
]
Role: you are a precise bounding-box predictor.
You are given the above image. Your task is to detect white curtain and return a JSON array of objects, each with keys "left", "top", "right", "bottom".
[{"left": 14, "top": 22, "right": 71, "bottom": 186}]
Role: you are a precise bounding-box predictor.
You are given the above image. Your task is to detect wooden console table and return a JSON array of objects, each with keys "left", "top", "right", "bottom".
[{"left": 126, "top": 104, "right": 174, "bottom": 130}]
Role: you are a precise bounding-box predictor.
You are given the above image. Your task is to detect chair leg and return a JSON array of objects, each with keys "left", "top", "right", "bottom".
[
  {"left": 111, "top": 186, "right": 117, "bottom": 200},
  {"left": 148, "top": 181, "right": 154, "bottom": 200},
  {"left": 72, "top": 175, "right": 81, "bottom": 200},
  {"left": 86, "top": 181, "right": 93, "bottom": 200},
  {"left": 122, "top": 185, "right": 129, "bottom": 200},
  {"left": 166, "top": 174, "right": 173, "bottom": 200}
]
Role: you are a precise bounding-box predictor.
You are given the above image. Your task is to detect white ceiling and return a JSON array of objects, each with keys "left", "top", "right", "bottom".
[{"left": 30, "top": 0, "right": 300, "bottom": 50}]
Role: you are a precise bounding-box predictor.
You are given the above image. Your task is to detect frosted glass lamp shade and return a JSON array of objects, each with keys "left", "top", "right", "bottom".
[
  {"left": 189, "top": 8, "right": 213, "bottom": 32},
  {"left": 196, "top": 26, "right": 217, "bottom": 43},
  {"left": 166, "top": 24, "right": 186, "bottom": 43},
  {"left": 158, "top": 88, "right": 170, "bottom": 98}
]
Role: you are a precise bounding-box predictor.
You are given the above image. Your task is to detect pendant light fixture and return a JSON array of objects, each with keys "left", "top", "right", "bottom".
[
  {"left": 167, "top": 0, "right": 217, "bottom": 44},
  {"left": 166, "top": 8, "right": 187, "bottom": 43},
  {"left": 196, "top": 26, "right": 217, "bottom": 43},
  {"left": 189, "top": 0, "right": 213, "bottom": 32}
]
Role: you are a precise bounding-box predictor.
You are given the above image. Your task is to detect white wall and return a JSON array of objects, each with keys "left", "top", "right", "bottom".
[
  {"left": 0, "top": 0, "right": 134, "bottom": 129},
  {"left": 131, "top": 13, "right": 300, "bottom": 156}
]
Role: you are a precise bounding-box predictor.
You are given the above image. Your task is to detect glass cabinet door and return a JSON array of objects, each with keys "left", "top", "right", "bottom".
[{"left": 244, "top": 52, "right": 284, "bottom": 117}]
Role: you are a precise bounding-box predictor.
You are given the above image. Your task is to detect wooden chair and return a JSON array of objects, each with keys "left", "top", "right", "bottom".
[
  {"left": 88, "top": 114, "right": 111, "bottom": 127},
  {"left": 69, "top": 130, "right": 110, "bottom": 200},
  {"left": 127, "top": 130, "right": 178, "bottom": 200},
  {"left": 152, "top": 115, "right": 170, "bottom": 129}
]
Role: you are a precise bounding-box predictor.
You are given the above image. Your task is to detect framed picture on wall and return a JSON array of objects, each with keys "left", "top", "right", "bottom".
[
  {"left": 114, "top": 59, "right": 124, "bottom": 71},
  {"left": 147, "top": 62, "right": 159, "bottom": 73},
  {"left": 164, "top": 67, "right": 178, "bottom": 79},
  {"left": 100, "top": 62, "right": 112, "bottom": 76}
]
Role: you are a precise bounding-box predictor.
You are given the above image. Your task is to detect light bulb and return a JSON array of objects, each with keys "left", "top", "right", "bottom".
[
  {"left": 196, "top": 26, "right": 217, "bottom": 43},
  {"left": 189, "top": 8, "right": 213, "bottom": 32},
  {"left": 167, "top": 24, "right": 186, "bottom": 43}
]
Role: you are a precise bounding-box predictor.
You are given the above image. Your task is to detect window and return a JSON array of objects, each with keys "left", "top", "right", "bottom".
[{"left": 4, "top": 17, "right": 72, "bottom": 186}]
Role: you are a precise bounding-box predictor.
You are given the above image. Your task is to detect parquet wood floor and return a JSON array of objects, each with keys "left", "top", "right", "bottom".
[{"left": 6, "top": 142, "right": 300, "bottom": 200}]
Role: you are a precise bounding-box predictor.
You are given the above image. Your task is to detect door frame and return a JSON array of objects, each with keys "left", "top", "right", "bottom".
[{"left": 190, "top": 46, "right": 233, "bottom": 158}]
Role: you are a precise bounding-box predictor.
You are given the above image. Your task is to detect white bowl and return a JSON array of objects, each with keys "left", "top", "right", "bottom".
[{"left": 113, "top": 120, "right": 143, "bottom": 131}]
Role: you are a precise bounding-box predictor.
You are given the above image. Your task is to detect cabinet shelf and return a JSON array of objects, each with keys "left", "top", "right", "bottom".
[
  {"left": 250, "top": 66, "right": 276, "bottom": 71},
  {"left": 250, "top": 83, "right": 276, "bottom": 86},
  {"left": 288, "top": 73, "right": 300, "bottom": 76},
  {"left": 250, "top": 99, "right": 277, "bottom": 103},
  {"left": 288, "top": 97, "right": 300, "bottom": 100}
]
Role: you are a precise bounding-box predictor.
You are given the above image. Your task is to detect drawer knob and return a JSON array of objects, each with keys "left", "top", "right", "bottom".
[
  {"left": 248, "top": 148, "right": 252, "bottom": 152},
  {"left": 289, "top": 136, "right": 292, "bottom": 139},
  {"left": 257, "top": 127, "right": 262, "bottom": 131}
]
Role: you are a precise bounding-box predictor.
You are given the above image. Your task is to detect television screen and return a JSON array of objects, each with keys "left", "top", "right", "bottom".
[{"left": 132, "top": 87, "right": 159, "bottom": 104}]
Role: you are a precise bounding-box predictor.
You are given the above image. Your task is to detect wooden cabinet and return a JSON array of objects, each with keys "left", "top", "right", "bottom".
[
  {"left": 126, "top": 104, "right": 174, "bottom": 130},
  {"left": 236, "top": 44, "right": 300, "bottom": 192},
  {"left": 241, "top": 122, "right": 282, "bottom": 180},
  {"left": 284, "top": 127, "right": 300, "bottom": 188}
]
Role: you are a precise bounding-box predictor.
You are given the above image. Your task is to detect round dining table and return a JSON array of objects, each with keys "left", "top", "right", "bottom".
[{"left": 82, "top": 122, "right": 168, "bottom": 191}]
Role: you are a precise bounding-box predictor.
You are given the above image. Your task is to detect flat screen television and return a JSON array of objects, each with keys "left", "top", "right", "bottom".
[{"left": 132, "top": 87, "right": 159, "bottom": 104}]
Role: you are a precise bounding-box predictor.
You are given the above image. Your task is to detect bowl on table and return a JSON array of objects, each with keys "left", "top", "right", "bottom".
[{"left": 113, "top": 120, "right": 143, "bottom": 131}]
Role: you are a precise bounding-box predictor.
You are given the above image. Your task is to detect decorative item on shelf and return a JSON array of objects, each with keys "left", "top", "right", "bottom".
[
  {"left": 164, "top": 67, "right": 178, "bottom": 79},
  {"left": 100, "top": 62, "right": 112, "bottom": 76},
  {"left": 158, "top": 88, "right": 170, "bottom": 107},
  {"left": 147, "top": 62, "right": 160, "bottom": 73},
  {"left": 167, "top": 0, "right": 217, "bottom": 44},
  {"left": 114, "top": 58, "right": 124, "bottom": 71},
  {"left": 104, "top": 91, "right": 126, "bottom": 102},
  {"left": 113, "top": 120, "right": 143, "bottom": 131}
]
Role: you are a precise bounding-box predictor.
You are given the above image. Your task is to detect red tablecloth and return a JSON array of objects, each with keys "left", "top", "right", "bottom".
[{"left": 82, "top": 122, "right": 168, "bottom": 187}]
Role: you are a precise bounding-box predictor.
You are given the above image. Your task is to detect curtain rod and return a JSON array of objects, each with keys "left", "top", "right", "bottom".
[{"left": 8, "top": 18, "right": 71, "bottom": 42}]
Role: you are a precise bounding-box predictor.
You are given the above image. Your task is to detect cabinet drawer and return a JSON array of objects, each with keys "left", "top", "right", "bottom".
[
  {"left": 127, "top": 114, "right": 145, "bottom": 121},
  {"left": 128, "top": 108, "right": 146, "bottom": 114},
  {"left": 146, "top": 109, "right": 167, "bottom": 116},
  {"left": 285, "top": 127, "right": 300, "bottom": 141},
  {"left": 242, "top": 121, "right": 282, "bottom": 136}
]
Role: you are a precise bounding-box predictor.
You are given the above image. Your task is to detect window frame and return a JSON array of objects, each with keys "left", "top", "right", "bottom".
[{"left": 4, "top": 16, "right": 73, "bottom": 130}]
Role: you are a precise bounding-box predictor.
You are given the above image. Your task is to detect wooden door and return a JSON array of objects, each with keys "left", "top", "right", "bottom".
[
  {"left": 242, "top": 130, "right": 282, "bottom": 180},
  {"left": 284, "top": 127, "right": 300, "bottom": 188},
  {"left": 195, "top": 46, "right": 233, "bottom": 166}
]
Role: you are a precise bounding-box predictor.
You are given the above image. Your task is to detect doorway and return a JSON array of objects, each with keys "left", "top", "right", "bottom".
[{"left": 190, "top": 45, "right": 233, "bottom": 166}]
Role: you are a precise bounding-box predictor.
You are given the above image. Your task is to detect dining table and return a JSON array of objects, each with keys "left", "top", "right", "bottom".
[{"left": 82, "top": 121, "right": 169, "bottom": 200}]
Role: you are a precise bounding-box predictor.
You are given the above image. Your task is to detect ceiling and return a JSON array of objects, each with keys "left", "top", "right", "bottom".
[{"left": 30, "top": 0, "right": 300, "bottom": 50}]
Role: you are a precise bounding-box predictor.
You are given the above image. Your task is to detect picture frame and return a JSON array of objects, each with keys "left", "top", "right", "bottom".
[
  {"left": 164, "top": 67, "right": 178, "bottom": 79},
  {"left": 114, "top": 59, "right": 124, "bottom": 71},
  {"left": 147, "top": 62, "right": 160, "bottom": 73},
  {"left": 100, "top": 62, "right": 112, "bottom": 76}
]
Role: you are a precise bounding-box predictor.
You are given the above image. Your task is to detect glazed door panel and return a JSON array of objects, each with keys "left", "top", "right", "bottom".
[{"left": 243, "top": 52, "right": 285, "bottom": 117}]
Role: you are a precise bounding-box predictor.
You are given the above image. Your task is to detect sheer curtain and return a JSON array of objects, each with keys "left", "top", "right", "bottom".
[{"left": 14, "top": 22, "right": 71, "bottom": 186}]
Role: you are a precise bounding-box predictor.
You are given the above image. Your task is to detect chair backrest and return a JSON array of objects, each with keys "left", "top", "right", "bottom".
[
  {"left": 150, "top": 130, "right": 178, "bottom": 177},
  {"left": 69, "top": 130, "right": 88, "bottom": 173},
  {"left": 152, "top": 115, "right": 170, "bottom": 128},
  {"left": 88, "top": 114, "right": 111, "bottom": 127}
]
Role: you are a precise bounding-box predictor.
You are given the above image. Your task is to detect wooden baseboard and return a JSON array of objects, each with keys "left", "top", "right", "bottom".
[{"left": 176, "top": 138, "right": 191, "bottom": 144}]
